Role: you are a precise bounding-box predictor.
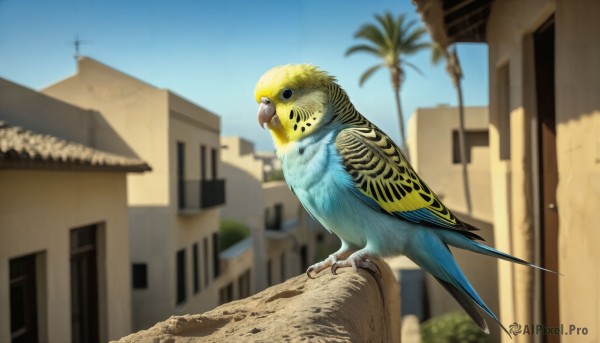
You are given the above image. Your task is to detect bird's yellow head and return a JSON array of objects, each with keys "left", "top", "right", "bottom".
[{"left": 254, "top": 64, "right": 336, "bottom": 151}]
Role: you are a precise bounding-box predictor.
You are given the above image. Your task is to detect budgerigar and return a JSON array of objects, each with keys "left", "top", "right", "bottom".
[{"left": 254, "top": 64, "right": 550, "bottom": 335}]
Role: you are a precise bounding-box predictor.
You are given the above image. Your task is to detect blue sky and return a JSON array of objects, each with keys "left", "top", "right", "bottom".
[{"left": 0, "top": 0, "right": 488, "bottom": 151}]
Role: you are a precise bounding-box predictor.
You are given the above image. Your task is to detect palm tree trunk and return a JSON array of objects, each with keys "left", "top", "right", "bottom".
[
  {"left": 393, "top": 87, "right": 409, "bottom": 160},
  {"left": 391, "top": 67, "right": 410, "bottom": 161},
  {"left": 456, "top": 79, "right": 472, "bottom": 215}
]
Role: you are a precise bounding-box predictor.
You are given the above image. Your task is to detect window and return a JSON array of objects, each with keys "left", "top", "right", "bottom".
[
  {"left": 452, "top": 130, "right": 489, "bottom": 164},
  {"left": 176, "top": 249, "right": 186, "bottom": 305},
  {"left": 200, "top": 145, "right": 206, "bottom": 180},
  {"left": 132, "top": 264, "right": 148, "bottom": 289},
  {"left": 265, "top": 203, "right": 284, "bottom": 230},
  {"left": 211, "top": 148, "right": 218, "bottom": 179},
  {"left": 203, "top": 237, "right": 209, "bottom": 287},
  {"left": 497, "top": 63, "right": 511, "bottom": 160},
  {"left": 212, "top": 232, "right": 220, "bottom": 278},
  {"left": 219, "top": 282, "right": 233, "bottom": 304},
  {"left": 266, "top": 259, "right": 272, "bottom": 286},
  {"left": 177, "top": 142, "right": 186, "bottom": 209},
  {"left": 193, "top": 243, "right": 200, "bottom": 294},
  {"left": 238, "top": 270, "right": 251, "bottom": 299},
  {"left": 10, "top": 254, "right": 38, "bottom": 343},
  {"left": 280, "top": 253, "right": 286, "bottom": 282}
]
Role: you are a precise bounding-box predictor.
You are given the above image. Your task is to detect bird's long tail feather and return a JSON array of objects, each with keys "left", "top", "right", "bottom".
[
  {"left": 405, "top": 230, "right": 510, "bottom": 336},
  {"left": 440, "top": 231, "right": 560, "bottom": 275}
]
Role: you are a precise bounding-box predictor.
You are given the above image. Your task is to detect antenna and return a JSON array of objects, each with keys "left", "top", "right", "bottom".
[{"left": 71, "top": 33, "right": 92, "bottom": 63}]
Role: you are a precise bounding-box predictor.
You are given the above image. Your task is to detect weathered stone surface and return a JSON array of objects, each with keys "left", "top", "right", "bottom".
[{"left": 113, "top": 260, "right": 400, "bottom": 342}]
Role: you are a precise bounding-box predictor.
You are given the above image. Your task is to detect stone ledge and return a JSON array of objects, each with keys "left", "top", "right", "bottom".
[{"left": 113, "top": 260, "right": 400, "bottom": 342}]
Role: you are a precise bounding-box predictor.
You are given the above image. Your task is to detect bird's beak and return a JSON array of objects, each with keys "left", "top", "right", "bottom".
[{"left": 257, "top": 97, "right": 277, "bottom": 129}]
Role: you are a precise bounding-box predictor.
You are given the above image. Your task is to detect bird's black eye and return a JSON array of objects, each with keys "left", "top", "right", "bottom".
[{"left": 282, "top": 89, "right": 293, "bottom": 99}]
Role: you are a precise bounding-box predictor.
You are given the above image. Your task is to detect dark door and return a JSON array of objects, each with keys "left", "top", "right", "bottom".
[
  {"left": 534, "top": 16, "right": 560, "bottom": 340},
  {"left": 10, "top": 254, "right": 38, "bottom": 343},
  {"left": 70, "top": 225, "right": 99, "bottom": 343}
]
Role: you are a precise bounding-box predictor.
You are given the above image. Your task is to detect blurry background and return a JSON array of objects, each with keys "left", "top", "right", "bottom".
[{"left": 1, "top": 0, "right": 599, "bottom": 343}]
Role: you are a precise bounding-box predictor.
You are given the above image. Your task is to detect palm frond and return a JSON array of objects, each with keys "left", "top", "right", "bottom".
[
  {"left": 345, "top": 44, "right": 382, "bottom": 58},
  {"left": 399, "top": 27, "right": 428, "bottom": 52},
  {"left": 374, "top": 12, "right": 397, "bottom": 50},
  {"left": 354, "top": 24, "right": 387, "bottom": 49},
  {"left": 359, "top": 64, "right": 384, "bottom": 87},
  {"left": 403, "top": 60, "right": 424, "bottom": 76}
]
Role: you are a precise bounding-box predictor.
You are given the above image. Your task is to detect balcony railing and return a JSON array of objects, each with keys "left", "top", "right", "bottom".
[
  {"left": 201, "top": 179, "right": 226, "bottom": 209},
  {"left": 178, "top": 179, "right": 226, "bottom": 212}
]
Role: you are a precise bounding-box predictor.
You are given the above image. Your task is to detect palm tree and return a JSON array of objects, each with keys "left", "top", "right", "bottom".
[
  {"left": 346, "top": 12, "right": 429, "bottom": 158},
  {"left": 432, "top": 43, "right": 472, "bottom": 215}
]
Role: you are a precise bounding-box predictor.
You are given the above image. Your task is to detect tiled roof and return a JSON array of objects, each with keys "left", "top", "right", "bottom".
[{"left": 0, "top": 121, "right": 151, "bottom": 172}]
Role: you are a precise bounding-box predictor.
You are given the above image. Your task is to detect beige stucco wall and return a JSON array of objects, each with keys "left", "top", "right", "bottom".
[
  {"left": 487, "top": 0, "right": 600, "bottom": 341},
  {"left": 0, "top": 78, "right": 97, "bottom": 146},
  {"left": 42, "top": 57, "right": 171, "bottom": 206},
  {"left": 220, "top": 136, "right": 265, "bottom": 230},
  {"left": 554, "top": 0, "right": 600, "bottom": 337},
  {"left": 0, "top": 170, "right": 132, "bottom": 342}
]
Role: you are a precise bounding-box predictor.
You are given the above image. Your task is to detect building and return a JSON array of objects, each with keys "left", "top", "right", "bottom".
[
  {"left": 220, "top": 136, "right": 334, "bottom": 292},
  {"left": 408, "top": 106, "right": 491, "bottom": 221},
  {"left": 42, "top": 57, "right": 226, "bottom": 331},
  {"left": 413, "top": 0, "right": 600, "bottom": 341},
  {"left": 0, "top": 78, "right": 150, "bottom": 342},
  {"left": 405, "top": 105, "right": 500, "bottom": 339}
]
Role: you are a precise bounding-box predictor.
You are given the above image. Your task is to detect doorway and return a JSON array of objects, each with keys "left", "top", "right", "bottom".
[
  {"left": 70, "top": 225, "right": 100, "bottom": 343},
  {"left": 10, "top": 254, "right": 39, "bottom": 343},
  {"left": 534, "top": 15, "right": 559, "bottom": 337}
]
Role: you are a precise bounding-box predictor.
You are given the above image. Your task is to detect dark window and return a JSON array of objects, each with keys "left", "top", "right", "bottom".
[
  {"left": 212, "top": 232, "right": 220, "bottom": 278},
  {"left": 200, "top": 145, "right": 206, "bottom": 180},
  {"left": 266, "top": 259, "right": 272, "bottom": 286},
  {"left": 177, "top": 142, "right": 186, "bottom": 209},
  {"left": 70, "top": 225, "right": 99, "bottom": 343},
  {"left": 265, "top": 203, "right": 283, "bottom": 230},
  {"left": 203, "top": 237, "right": 209, "bottom": 287},
  {"left": 299, "top": 245, "right": 308, "bottom": 272},
  {"left": 452, "top": 130, "right": 489, "bottom": 164},
  {"left": 280, "top": 253, "right": 286, "bottom": 282},
  {"left": 219, "top": 282, "right": 233, "bottom": 304},
  {"left": 193, "top": 243, "right": 200, "bottom": 294},
  {"left": 238, "top": 270, "right": 251, "bottom": 299},
  {"left": 211, "top": 148, "right": 218, "bottom": 179},
  {"left": 132, "top": 264, "right": 148, "bottom": 289},
  {"left": 176, "top": 249, "right": 186, "bottom": 305},
  {"left": 10, "top": 254, "right": 38, "bottom": 343}
]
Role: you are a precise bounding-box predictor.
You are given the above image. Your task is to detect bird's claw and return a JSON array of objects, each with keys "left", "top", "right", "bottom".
[
  {"left": 329, "top": 257, "right": 382, "bottom": 279},
  {"left": 331, "top": 262, "right": 339, "bottom": 275},
  {"left": 306, "top": 266, "right": 317, "bottom": 279}
]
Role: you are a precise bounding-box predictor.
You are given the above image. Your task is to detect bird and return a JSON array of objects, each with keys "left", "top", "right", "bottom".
[{"left": 254, "top": 64, "right": 552, "bottom": 336}]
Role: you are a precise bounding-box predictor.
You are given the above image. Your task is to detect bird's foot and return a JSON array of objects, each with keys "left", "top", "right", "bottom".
[
  {"left": 306, "top": 251, "right": 351, "bottom": 279},
  {"left": 330, "top": 253, "right": 382, "bottom": 279}
]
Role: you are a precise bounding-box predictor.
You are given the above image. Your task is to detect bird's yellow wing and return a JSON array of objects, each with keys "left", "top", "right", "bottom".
[{"left": 336, "top": 126, "right": 481, "bottom": 238}]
